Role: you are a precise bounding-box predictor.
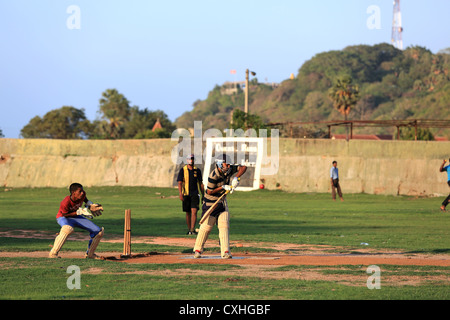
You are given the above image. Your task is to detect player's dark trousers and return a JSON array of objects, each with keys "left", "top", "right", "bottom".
[
  {"left": 442, "top": 194, "right": 450, "bottom": 208},
  {"left": 443, "top": 181, "right": 450, "bottom": 209},
  {"left": 182, "top": 194, "right": 200, "bottom": 212},
  {"left": 331, "top": 179, "right": 343, "bottom": 200}
]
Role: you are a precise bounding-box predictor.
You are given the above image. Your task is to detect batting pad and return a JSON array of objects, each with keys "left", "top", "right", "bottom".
[
  {"left": 218, "top": 211, "right": 230, "bottom": 257},
  {"left": 193, "top": 215, "right": 216, "bottom": 253},
  {"left": 86, "top": 227, "right": 104, "bottom": 258},
  {"left": 49, "top": 225, "right": 74, "bottom": 257}
]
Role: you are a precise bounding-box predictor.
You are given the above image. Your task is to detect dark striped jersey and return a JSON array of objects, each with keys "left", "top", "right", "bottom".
[{"left": 203, "top": 165, "right": 239, "bottom": 207}]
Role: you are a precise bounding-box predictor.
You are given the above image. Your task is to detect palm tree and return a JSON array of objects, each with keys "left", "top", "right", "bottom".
[
  {"left": 328, "top": 75, "right": 360, "bottom": 140},
  {"left": 98, "top": 89, "right": 131, "bottom": 139},
  {"left": 108, "top": 116, "right": 124, "bottom": 139}
]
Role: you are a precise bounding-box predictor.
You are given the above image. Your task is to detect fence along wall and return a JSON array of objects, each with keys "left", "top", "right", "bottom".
[{"left": 0, "top": 138, "right": 449, "bottom": 196}]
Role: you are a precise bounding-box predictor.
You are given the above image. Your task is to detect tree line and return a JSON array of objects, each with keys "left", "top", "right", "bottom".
[
  {"left": 20, "top": 89, "right": 175, "bottom": 139},
  {"left": 16, "top": 43, "right": 450, "bottom": 140}
]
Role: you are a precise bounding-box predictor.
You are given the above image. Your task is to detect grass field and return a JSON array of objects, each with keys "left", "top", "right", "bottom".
[{"left": 0, "top": 186, "right": 449, "bottom": 305}]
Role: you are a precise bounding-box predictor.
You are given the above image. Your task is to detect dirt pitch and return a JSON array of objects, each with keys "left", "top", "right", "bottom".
[
  {"left": 1, "top": 231, "right": 450, "bottom": 286},
  {"left": 1, "top": 230, "right": 449, "bottom": 267}
]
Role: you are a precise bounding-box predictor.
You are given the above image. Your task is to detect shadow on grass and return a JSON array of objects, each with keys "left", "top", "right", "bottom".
[{"left": 405, "top": 248, "right": 450, "bottom": 255}]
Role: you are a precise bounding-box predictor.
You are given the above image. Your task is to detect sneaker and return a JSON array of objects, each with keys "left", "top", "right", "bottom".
[
  {"left": 193, "top": 250, "right": 202, "bottom": 258},
  {"left": 222, "top": 251, "right": 232, "bottom": 259},
  {"left": 440, "top": 206, "right": 446, "bottom": 212},
  {"left": 49, "top": 253, "right": 60, "bottom": 259}
]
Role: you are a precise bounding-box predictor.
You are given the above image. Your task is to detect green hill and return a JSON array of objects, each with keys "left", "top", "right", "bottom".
[{"left": 175, "top": 43, "right": 450, "bottom": 137}]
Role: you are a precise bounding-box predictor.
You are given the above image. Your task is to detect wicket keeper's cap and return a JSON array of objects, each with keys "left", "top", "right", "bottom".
[{"left": 187, "top": 154, "right": 194, "bottom": 159}]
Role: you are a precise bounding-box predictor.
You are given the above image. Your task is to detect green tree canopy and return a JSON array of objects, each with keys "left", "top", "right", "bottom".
[
  {"left": 124, "top": 107, "right": 175, "bottom": 139},
  {"left": 20, "top": 106, "right": 91, "bottom": 139},
  {"left": 328, "top": 75, "right": 360, "bottom": 141},
  {"left": 230, "top": 109, "right": 267, "bottom": 134},
  {"left": 328, "top": 75, "right": 360, "bottom": 118},
  {"left": 97, "top": 89, "right": 131, "bottom": 139},
  {"left": 94, "top": 89, "right": 175, "bottom": 139},
  {"left": 176, "top": 43, "right": 450, "bottom": 138},
  {"left": 399, "top": 127, "right": 434, "bottom": 141},
  {"left": 19, "top": 89, "right": 177, "bottom": 140}
]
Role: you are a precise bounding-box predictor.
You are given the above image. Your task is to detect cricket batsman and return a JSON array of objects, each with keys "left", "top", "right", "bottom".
[
  {"left": 49, "top": 183, "right": 104, "bottom": 259},
  {"left": 193, "top": 154, "right": 247, "bottom": 259}
]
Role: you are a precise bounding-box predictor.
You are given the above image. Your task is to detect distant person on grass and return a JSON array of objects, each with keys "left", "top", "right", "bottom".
[
  {"left": 330, "top": 161, "right": 344, "bottom": 202},
  {"left": 439, "top": 158, "right": 450, "bottom": 212}
]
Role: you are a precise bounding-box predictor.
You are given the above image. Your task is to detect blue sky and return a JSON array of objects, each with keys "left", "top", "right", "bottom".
[{"left": 1, "top": 0, "right": 449, "bottom": 138}]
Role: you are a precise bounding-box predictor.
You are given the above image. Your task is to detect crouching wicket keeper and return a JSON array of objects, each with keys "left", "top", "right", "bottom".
[
  {"left": 49, "top": 183, "right": 104, "bottom": 259},
  {"left": 193, "top": 154, "right": 247, "bottom": 259}
]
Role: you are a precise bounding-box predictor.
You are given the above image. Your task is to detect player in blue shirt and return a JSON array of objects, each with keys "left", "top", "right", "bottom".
[
  {"left": 330, "top": 161, "right": 343, "bottom": 201},
  {"left": 439, "top": 159, "right": 450, "bottom": 212}
]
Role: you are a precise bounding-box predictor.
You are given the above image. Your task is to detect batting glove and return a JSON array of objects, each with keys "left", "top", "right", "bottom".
[
  {"left": 222, "top": 185, "right": 232, "bottom": 191},
  {"left": 231, "top": 177, "right": 240, "bottom": 189}
]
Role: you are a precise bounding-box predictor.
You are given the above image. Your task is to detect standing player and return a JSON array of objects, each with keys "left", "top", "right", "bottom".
[
  {"left": 193, "top": 154, "right": 247, "bottom": 259},
  {"left": 49, "top": 183, "right": 104, "bottom": 259},
  {"left": 330, "top": 160, "right": 344, "bottom": 201},
  {"left": 177, "top": 154, "right": 205, "bottom": 235},
  {"left": 439, "top": 159, "right": 450, "bottom": 212}
]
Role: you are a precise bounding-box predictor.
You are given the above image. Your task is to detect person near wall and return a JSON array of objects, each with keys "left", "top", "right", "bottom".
[{"left": 330, "top": 160, "right": 344, "bottom": 202}]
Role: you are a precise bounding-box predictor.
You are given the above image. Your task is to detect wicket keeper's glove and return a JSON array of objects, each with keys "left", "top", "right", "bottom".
[
  {"left": 76, "top": 207, "right": 94, "bottom": 219},
  {"left": 89, "top": 204, "right": 104, "bottom": 217}
]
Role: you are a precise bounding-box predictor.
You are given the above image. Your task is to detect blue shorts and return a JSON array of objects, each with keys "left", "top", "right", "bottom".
[{"left": 57, "top": 216, "right": 102, "bottom": 238}]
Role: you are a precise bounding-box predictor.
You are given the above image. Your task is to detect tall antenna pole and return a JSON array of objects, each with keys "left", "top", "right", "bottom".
[{"left": 391, "top": 0, "right": 403, "bottom": 50}]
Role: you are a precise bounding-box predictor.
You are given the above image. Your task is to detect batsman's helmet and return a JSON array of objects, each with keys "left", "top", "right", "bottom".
[{"left": 216, "top": 154, "right": 233, "bottom": 174}]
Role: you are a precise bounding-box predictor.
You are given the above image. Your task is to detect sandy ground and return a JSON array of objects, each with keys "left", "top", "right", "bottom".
[
  {"left": 1, "top": 229, "right": 449, "bottom": 266},
  {"left": 2, "top": 229, "right": 449, "bottom": 286}
]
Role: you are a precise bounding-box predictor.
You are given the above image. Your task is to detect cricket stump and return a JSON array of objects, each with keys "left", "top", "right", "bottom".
[{"left": 122, "top": 209, "right": 131, "bottom": 257}]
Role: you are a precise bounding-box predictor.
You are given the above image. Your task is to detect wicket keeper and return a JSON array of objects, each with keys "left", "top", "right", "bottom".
[
  {"left": 49, "top": 183, "right": 104, "bottom": 259},
  {"left": 193, "top": 154, "right": 247, "bottom": 259}
]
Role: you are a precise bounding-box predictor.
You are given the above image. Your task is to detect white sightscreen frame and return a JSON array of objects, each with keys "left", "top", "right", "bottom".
[{"left": 203, "top": 137, "right": 264, "bottom": 191}]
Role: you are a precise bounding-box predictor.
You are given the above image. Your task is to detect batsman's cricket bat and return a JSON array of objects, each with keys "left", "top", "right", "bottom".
[{"left": 199, "top": 190, "right": 230, "bottom": 224}]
